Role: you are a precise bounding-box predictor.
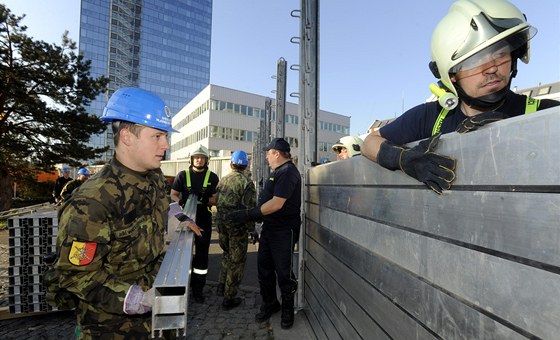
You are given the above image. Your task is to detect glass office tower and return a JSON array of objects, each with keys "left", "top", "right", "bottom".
[{"left": 79, "top": 0, "right": 212, "bottom": 161}]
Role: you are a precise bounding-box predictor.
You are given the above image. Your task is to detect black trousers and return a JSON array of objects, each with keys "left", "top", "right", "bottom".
[
  {"left": 257, "top": 225, "right": 300, "bottom": 297},
  {"left": 191, "top": 217, "right": 212, "bottom": 292}
]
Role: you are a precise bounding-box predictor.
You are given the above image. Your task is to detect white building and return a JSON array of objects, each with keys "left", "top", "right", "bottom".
[
  {"left": 514, "top": 81, "right": 560, "bottom": 101},
  {"left": 170, "top": 84, "right": 350, "bottom": 162}
]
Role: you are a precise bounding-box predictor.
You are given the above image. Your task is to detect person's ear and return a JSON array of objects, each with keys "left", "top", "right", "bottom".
[{"left": 120, "top": 128, "right": 134, "bottom": 146}]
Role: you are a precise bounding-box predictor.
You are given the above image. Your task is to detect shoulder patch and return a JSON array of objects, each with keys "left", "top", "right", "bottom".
[{"left": 69, "top": 241, "right": 97, "bottom": 266}]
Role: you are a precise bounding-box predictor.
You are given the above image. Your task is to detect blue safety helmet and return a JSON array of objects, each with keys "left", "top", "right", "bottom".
[
  {"left": 77, "top": 168, "right": 90, "bottom": 176},
  {"left": 62, "top": 167, "right": 70, "bottom": 173},
  {"left": 101, "top": 87, "right": 178, "bottom": 132},
  {"left": 231, "top": 150, "right": 248, "bottom": 166}
]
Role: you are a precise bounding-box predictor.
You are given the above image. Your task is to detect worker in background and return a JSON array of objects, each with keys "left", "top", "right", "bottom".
[
  {"left": 332, "top": 135, "right": 363, "bottom": 160},
  {"left": 215, "top": 150, "right": 257, "bottom": 310},
  {"left": 362, "top": 0, "right": 560, "bottom": 194},
  {"left": 229, "top": 138, "right": 301, "bottom": 329},
  {"left": 53, "top": 87, "right": 201, "bottom": 338},
  {"left": 59, "top": 167, "right": 91, "bottom": 203},
  {"left": 170, "top": 145, "right": 218, "bottom": 303},
  {"left": 52, "top": 167, "right": 72, "bottom": 204}
]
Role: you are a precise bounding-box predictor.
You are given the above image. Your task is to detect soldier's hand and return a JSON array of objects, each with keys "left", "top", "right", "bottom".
[
  {"left": 124, "top": 285, "right": 152, "bottom": 315},
  {"left": 249, "top": 231, "right": 259, "bottom": 244},
  {"left": 178, "top": 219, "right": 202, "bottom": 236},
  {"left": 184, "top": 221, "right": 202, "bottom": 237},
  {"left": 175, "top": 213, "right": 202, "bottom": 236}
]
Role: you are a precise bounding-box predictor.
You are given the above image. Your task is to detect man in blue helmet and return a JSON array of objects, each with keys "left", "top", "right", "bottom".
[
  {"left": 58, "top": 167, "right": 91, "bottom": 203},
  {"left": 215, "top": 150, "right": 257, "bottom": 310},
  {"left": 52, "top": 87, "right": 201, "bottom": 338}
]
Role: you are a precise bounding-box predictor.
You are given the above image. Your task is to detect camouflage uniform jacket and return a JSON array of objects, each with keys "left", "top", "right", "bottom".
[
  {"left": 53, "top": 176, "right": 73, "bottom": 201},
  {"left": 59, "top": 178, "right": 85, "bottom": 203},
  {"left": 55, "top": 157, "right": 170, "bottom": 334},
  {"left": 216, "top": 169, "right": 256, "bottom": 232}
]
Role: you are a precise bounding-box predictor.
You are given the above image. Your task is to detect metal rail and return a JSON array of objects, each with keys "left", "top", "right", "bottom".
[
  {"left": 151, "top": 197, "right": 197, "bottom": 338},
  {"left": 0, "top": 203, "right": 55, "bottom": 220}
]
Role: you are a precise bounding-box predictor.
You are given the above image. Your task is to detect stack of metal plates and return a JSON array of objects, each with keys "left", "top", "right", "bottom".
[{"left": 8, "top": 208, "right": 58, "bottom": 314}]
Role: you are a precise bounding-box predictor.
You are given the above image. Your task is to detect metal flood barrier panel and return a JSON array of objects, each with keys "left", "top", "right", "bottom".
[
  {"left": 303, "top": 107, "right": 560, "bottom": 340},
  {"left": 7, "top": 206, "right": 59, "bottom": 314},
  {"left": 151, "top": 198, "right": 197, "bottom": 338}
]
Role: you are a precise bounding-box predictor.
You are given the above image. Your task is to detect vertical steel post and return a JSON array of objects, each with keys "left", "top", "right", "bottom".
[
  {"left": 276, "top": 58, "right": 288, "bottom": 139},
  {"left": 263, "top": 98, "right": 272, "bottom": 181},
  {"left": 296, "top": 0, "right": 319, "bottom": 310}
]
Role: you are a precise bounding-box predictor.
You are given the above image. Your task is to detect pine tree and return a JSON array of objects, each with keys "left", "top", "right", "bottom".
[{"left": 0, "top": 4, "right": 109, "bottom": 211}]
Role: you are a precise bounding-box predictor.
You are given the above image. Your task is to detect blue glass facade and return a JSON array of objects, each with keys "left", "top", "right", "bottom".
[{"left": 79, "top": 0, "right": 212, "bottom": 161}]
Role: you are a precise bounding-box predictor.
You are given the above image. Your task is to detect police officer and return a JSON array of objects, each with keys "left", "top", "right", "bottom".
[
  {"left": 230, "top": 138, "right": 301, "bottom": 329},
  {"left": 170, "top": 145, "right": 218, "bottom": 303},
  {"left": 362, "top": 0, "right": 560, "bottom": 194},
  {"left": 215, "top": 150, "right": 257, "bottom": 310},
  {"left": 331, "top": 135, "right": 363, "bottom": 160},
  {"left": 59, "top": 167, "right": 90, "bottom": 203},
  {"left": 54, "top": 87, "right": 201, "bottom": 339}
]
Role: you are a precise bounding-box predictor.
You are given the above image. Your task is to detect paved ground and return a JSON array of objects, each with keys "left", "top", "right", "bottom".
[{"left": 0, "top": 229, "right": 316, "bottom": 339}]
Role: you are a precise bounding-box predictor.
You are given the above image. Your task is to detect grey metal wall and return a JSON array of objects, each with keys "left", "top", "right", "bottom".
[{"left": 303, "top": 107, "right": 560, "bottom": 339}]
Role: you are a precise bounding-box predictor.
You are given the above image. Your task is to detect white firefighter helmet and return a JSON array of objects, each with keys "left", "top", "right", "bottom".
[
  {"left": 429, "top": 0, "right": 536, "bottom": 107},
  {"left": 189, "top": 145, "right": 210, "bottom": 165},
  {"left": 332, "top": 136, "right": 363, "bottom": 157}
]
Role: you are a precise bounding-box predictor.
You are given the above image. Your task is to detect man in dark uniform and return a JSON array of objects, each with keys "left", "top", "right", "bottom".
[
  {"left": 170, "top": 145, "right": 218, "bottom": 303},
  {"left": 52, "top": 167, "right": 73, "bottom": 204},
  {"left": 362, "top": 0, "right": 560, "bottom": 194},
  {"left": 215, "top": 150, "right": 257, "bottom": 310},
  {"left": 230, "top": 137, "right": 301, "bottom": 329},
  {"left": 54, "top": 87, "right": 201, "bottom": 339}
]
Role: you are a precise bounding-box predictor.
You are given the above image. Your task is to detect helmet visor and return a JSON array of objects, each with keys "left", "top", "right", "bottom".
[
  {"left": 451, "top": 41, "right": 512, "bottom": 74},
  {"left": 450, "top": 27, "right": 534, "bottom": 75}
]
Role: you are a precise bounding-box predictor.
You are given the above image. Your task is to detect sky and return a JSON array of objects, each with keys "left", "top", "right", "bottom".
[{"left": 2, "top": 0, "right": 559, "bottom": 135}]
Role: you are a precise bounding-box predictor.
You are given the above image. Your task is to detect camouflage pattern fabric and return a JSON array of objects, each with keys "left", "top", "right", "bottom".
[
  {"left": 215, "top": 169, "right": 256, "bottom": 299},
  {"left": 53, "top": 176, "right": 73, "bottom": 201},
  {"left": 59, "top": 178, "right": 85, "bottom": 203},
  {"left": 54, "top": 157, "right": 170, "bottom": 339}
]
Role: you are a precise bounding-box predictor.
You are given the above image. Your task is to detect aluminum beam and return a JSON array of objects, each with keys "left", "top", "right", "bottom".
[{"left": 151, "top": 198, "right": 197, "bottom": 338}]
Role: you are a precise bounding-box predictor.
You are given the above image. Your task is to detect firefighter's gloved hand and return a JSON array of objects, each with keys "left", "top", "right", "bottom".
[
  {"left": 124, "top": 285, "right": 153, "bottom": 315},
  {"left": 249, "top": 231, "right": 259, "bottom": 244},
  {"left": 229, "top": 207, "right": 263, "bottom": 224},
  {"left": 377, "top": 133, "right": 456, "bottom": 194},
  {"left": 456, "top": 111, "right": 507, "bottom": 133}
]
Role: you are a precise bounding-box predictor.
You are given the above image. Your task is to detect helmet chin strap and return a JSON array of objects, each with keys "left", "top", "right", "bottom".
[{"left": 456, "top": 81, "right": 510, "bottom": 111}]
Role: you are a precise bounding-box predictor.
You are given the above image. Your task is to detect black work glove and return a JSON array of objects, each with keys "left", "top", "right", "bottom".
[
  {"left": 249, "top": 231, "right": 259, "bottom": 244},
  {"left": 229, "top": 207, "right": 263, "bottom": 224},
  {"left": 456, "top": 111, "right": 507, "bottom": 133},
  {"left": 377, "top": 133, "right": 457, "bottom": 194}
]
